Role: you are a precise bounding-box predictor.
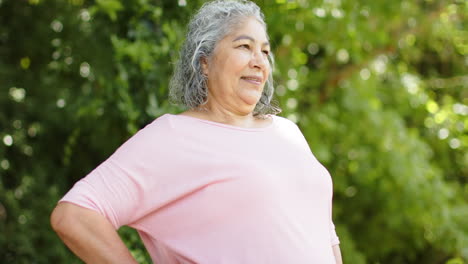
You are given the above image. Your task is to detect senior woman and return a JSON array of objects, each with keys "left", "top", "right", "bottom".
[{"left": 51, "top": 0, "right": 342, "bottom": 263}]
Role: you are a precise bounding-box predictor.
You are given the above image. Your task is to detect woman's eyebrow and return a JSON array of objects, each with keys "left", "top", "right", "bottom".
[{"left": 233, "top": 35, "right": 270, "bottom": 47}]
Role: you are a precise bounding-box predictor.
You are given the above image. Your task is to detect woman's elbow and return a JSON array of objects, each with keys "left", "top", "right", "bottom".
[{"left": 50, "top": 202, "right": 73, "bottom": 234}]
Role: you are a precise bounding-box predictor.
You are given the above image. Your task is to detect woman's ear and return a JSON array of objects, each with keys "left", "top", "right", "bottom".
[{"left": 201, "top": 57, "right": 209, "bottom": 76}]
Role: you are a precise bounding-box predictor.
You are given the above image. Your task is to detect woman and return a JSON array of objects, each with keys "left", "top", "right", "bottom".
[{"left": 51, "top": 0, "right": 343, "bottom": 263}]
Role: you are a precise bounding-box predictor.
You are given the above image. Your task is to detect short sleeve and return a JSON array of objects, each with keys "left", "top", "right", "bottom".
[{"left": 59, "top": 116, "right": 177, "bottom": 229}]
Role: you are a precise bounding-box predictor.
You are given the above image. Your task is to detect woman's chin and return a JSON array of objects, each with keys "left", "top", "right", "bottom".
[{"left": 239, "top": 90, "right": 263, "bottom": 108}]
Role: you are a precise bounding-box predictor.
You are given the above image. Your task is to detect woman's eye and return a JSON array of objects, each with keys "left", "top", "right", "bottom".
[
  {"left": 262, "top": 50, "right": 270, "bottom": 55},
  {"left": 240, "top": 44, "right": 250, "bottom": 49}
]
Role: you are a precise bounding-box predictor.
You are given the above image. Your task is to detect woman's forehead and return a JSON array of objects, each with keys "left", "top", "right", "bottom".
[{"left": 226, "top": 18, "right": 269, "bottom": 43}]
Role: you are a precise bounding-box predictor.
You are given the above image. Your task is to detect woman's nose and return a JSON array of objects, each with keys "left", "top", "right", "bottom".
[{"left": 250, "top": 49, "right": 269, "bottom": 70}]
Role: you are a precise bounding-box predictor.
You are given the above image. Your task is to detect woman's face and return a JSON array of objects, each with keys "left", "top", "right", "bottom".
[{"left": 202, "top": 17, "right": 271, "bottom": 116}]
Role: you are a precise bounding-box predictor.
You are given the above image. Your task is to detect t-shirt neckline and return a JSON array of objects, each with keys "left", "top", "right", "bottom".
[{"left": 165, "top": 114, "right": 275, "bottom": 132}]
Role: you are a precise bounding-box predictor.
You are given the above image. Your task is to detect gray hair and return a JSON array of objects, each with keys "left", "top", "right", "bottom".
[{"left": 169, "top": 0, "right": 280, "bottom": 116}]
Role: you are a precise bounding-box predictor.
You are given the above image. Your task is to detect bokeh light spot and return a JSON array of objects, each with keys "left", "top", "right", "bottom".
[
  {"left": 56, "top": 98, "right": 66, "bottom": 108},
  {"left": 80, "top": 62, "right": 90, "bottom": 77},
  {"left": 18, "top": 215, "right": 27, "bottom": 224},
  {"left": 20, "top": 57, "right": 31, "bottom": 69},
  {"left": 51, "top": 38, "right": 61, "bottom": 47},
  {"left": 438, "top": 128, "right": 449, "bottom": 140},
  {"left": 13, "top": 120, "right": 22, "bottom": 129},
  {"left": 313, "top": 8, "right": 326, "bottom": 18},
  {"left": 336, "top": 49, "right": 349, "bottom": 64},
  {"left": 23, "top": 145, "right": 33, "bottom": 156},
  {"left": 1, "top": 159, "right": 10, "bottom": 170},
  {"left": 287, "top": 113, "right": 298, "bottom": 123},
  {"left": 51, "top": 20, "right": 63, "bottom": 32},
  {"left": 345, "top": 186, "right": 357, "bottom": 197},
  {"left": 3, "top": 135, "right": 13, "bottom": 146},
  {"left": 449, "top": 138, "right": 461, "bottom": 149},
  {"left": 286, "top": 98, "right": 298, "bottom": 109},
  {"left": 9, "top": 87, "right": 26, "bottom": 102},
  {"left": 65, "top": 57, "right": 73, "bottom": 65},
  {"left": 453, "top": 103, "right": 468, "bottom": 115},
  {"left": 79, "top": 9, "right": 91, "bottom": 21},
  {"left": 282, "top": 35, "right": 292, "bottom": 46},
  {"left": 287, "top": 79, "right": 299, "bottom": 91},
  {"left": 288, "top": 69, "right": 297, "bottom": 79},
  {"left": 426, "top": 100, "right": 439, "bottom": 114},
  {"left": 331, "top": 9, "right": 344, "bottom": 19},
  {"left": 360, "top": 68, "right": 371, "bottom": 80},
  {"left": 307, "top": 43, "right": 319, "bottom": 55},
  {"left": 275, "top": 84, "right": 286, "bottom": 96}
]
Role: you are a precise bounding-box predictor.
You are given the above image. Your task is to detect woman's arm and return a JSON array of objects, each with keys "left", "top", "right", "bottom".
[
  {"left": 50, "top": 202, "right": 138, "bottom": 264},
  {"left": 333, "top": 244, "right": 343, "bottom": 264}
]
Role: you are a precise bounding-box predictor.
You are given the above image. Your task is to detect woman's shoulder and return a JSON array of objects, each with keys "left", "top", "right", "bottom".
[
  {"left": 138, "top": 114, "right": 173, "bottom": 133},
  {"left": 122, "top": 114, "right": 177, "bottom": 147},
  {"left": 271, "top": 115, "right": 299, "bottom": 128}
]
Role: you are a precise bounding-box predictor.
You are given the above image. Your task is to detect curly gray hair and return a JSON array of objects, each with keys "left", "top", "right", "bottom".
[{"left": 169, "top": 0, "right": 280, "bottom": 116}]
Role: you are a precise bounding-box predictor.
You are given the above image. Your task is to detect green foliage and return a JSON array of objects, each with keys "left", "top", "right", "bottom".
[{"left": 1, "top": 0, "right": 466, "bottom": 263}]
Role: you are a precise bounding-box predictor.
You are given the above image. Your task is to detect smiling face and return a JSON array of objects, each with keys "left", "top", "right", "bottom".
[{"left": 201, "top": 17, "right": 271, "bottom": 116}]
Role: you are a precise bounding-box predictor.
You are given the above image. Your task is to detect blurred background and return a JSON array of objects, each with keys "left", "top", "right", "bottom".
[{"left": 0, "top": 0, "right": 467, "bottom": 263}]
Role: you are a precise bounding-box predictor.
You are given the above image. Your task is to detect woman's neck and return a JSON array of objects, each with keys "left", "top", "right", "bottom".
[{"left": 180, "top": 107, "right": 269, "bottom": 128}]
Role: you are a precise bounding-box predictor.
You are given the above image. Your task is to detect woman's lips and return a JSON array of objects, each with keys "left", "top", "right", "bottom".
[{"left": 241, "top": 76, "right": 263, "bottom": 85}]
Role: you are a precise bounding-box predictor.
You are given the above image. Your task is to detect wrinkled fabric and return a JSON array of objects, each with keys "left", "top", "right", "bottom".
[{"left": 60, "top": 114, "right": 339, "bottom": 264}]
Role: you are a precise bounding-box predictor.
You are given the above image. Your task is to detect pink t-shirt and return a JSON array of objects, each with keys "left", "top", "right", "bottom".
[{"left": 60, "top": 114, "right": 339, "bottom": 263}]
